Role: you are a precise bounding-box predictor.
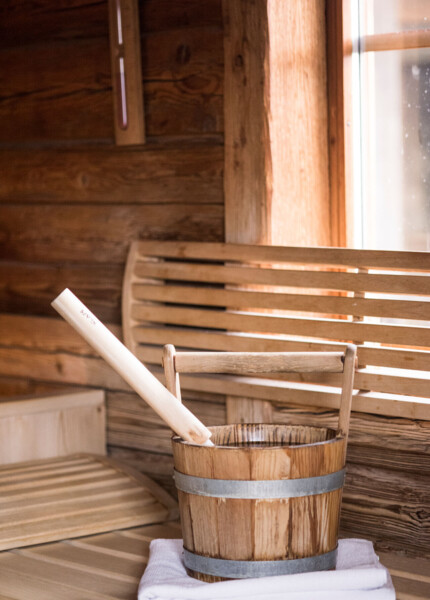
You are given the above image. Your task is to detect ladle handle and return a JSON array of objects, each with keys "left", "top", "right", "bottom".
[{"left": 51, "top": 289, "right": 213, "bottom": 446}]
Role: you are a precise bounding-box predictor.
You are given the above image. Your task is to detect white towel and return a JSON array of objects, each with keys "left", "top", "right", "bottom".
[{"left": 138, "top": 538, "right": 395, "bottom": 600}]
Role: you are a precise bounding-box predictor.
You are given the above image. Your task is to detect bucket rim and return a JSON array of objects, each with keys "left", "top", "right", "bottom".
[{"left": 172, "top": 423, "right": 345, "bottom": 450}]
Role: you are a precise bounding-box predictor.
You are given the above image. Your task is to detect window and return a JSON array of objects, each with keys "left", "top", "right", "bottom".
[{"left": 350, "top": 0, "right": 430, "bottom": 250}]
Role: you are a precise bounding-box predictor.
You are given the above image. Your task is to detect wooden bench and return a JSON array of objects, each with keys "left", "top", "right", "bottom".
[
  {"left": 0, "top": 521, "right": 182, "bottom": 600},
  {"left": 0, "top": 391, "right": 178, "bottom": 600},
  {"left": 122, "top": 240, "right": 430, "bottom": 598}
]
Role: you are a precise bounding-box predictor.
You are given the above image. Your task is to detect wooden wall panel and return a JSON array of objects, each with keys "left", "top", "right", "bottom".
[
  {"left": 0, "top": 154, "right": 224, "bottom": 320},
  {"left": 0, "top": 377, "right": 68, "bottom": 400},
  {"left": 143, "top": 29, "right": 223, "bottom": 137},
  {"left": 0, "top": 0, "right": 222, "bottom": 48},
  {"left": 0, "top": 0, "right": 110, "bottom": 47},
  {"left": 0, "top": 264, "right": 123, "bottom": 322},
  {"left": 139, "top": 0, "right": 223, "bottom": 33},
  {"left": 0, "top": 145, "right": 223, "bottom": 205},
  {"left": 0, "top": 0, "right": 225, "bottom": 409},
  {"left": 0, "top": 39, "right": 112, "bottom": 143},
  {"left": 0, "top": 27, "right": 223, "bottom": 142},
  {"left": 0, "top": 204, "right": 223, "bottom": 264},
  {"left": 0, "top": 0, "right": 224, "bottom": 332}
]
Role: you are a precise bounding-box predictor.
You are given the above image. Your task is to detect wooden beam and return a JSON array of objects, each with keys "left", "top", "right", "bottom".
[
  {"left": 0, "top": 145, "right": 223, "bottom": 205},
  {"left": 362, "top": 29, "right": 430, "bottom": 53},
  {"left": 327, "top": 0, "right": 346, "bottom": 246},
  {"left": 222, "top": 0, "right": 273, "bottom": 422},
  {"left": 222, "top": 0, "right": 272, "bottom": 244},
  {"left": 222, "top": 1, "right": 332, "bottom": 421},
  {"left": 269, "top": 0, "right": 331, "bottom": 246},
  {"left": 223, "top": 1, "right": 331, "bottom": 246},
  {"left": 327, "top": 0, "right": 355, "bottom": 246}
]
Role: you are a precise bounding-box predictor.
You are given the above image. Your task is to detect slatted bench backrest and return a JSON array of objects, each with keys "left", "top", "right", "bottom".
[{"left": 122, "top": 241, "right": 430, "bottom": 420}]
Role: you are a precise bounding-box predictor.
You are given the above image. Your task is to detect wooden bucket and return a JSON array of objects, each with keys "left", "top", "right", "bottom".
[{"left": 172, "top": 423, "right": 346, "bottom": 582}]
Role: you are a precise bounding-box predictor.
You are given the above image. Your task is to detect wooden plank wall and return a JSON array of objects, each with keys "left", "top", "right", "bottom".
[
  {"left": 0, "top": 0, "right": 224, "bottom": 498},
  {"left": 0, "top": 0, "right": 224, "bottom": 326}
]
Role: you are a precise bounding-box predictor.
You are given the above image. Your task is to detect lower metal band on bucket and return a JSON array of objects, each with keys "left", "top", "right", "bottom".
[
  {"left": 183, "top": 547, "right": 338, "bottom": 579},
  {"left": 173, "top": 468, "right": 345, "bottom": 499}
]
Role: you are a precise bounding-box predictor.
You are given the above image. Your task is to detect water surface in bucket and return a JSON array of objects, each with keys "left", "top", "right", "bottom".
[{"left": 216, "top": 441, "right": 305, "bottom": 448}]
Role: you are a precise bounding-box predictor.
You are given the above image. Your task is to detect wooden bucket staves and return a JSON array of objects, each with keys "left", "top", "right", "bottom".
[{"left": 172, "top": 422, "right": 347, "bottom": 582}]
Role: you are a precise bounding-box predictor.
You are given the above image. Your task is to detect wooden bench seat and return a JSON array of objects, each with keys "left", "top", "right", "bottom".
[
  {"left": 0, "top": 523, "right": 427, "bottom": 600},
  {"left": 0, "top": 521, "right": 182, "bottom": 600}
]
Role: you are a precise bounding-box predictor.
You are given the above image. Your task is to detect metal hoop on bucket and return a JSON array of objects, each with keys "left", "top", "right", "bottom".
[
  {"left": 173, "top": 468, "right": 345, "bottom": 499},
  {"left": 183, "top": 547, "right": 338, "bottom": 579}
]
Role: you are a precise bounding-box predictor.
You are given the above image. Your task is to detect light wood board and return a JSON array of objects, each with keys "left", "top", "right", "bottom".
[
  {"left": 0, "top": 454, "right": 178, "bottom": 551},
  {"left": 0, "top": 521, "right": 427, "bottom": 599},
  {"left": 0, "top": 390, "right": 106, "bottom": 465},
  {"left": 0, "top": 521, "right": 182, "bottom": 600}
]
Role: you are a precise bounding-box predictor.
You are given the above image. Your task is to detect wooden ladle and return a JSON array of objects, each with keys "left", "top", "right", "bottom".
[{"left": 52, "top": 289, "right": 213, "bottom": 446}]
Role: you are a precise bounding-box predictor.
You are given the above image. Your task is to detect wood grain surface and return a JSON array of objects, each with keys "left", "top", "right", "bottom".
[
  {"left": 0, "top": 0, "right": 225, "bottom": 341},
  {"left": 173, "top": 424, "right": 345, "bottom": 582},
  {"left": 0, "top": 518, "right": 427, "bottom": 599},
  {"left": 0, "top": 205, "right": 223, "bottom": 264},
  {"left": 0, "top": 454, "right": 178, "bottom": 551},
  {"left": 0, "top": 521, "right": 182, "bottom": 600},
  {"left": 132, "top": 240, "right": 430, "bottom": 269},
  {"left": 123, "top": 242, "right": 430, "bottom": 410},
  {"left": 0, "top": 390, "right": 106, "bottom": 464},
  {"left": 1, "top": 0, "right": 429, "bottom": 571},
  {"left": 0, "top": 0, "right": 222, "bottom": 47},
  {"left": 0, "top": 24, "right": 223, "bottom": 142},
  {"left": 0, "top": 145, "right": 223, "bottom": 205},
  {"left": 115, "top": 240, "right": 430, "bottom": 559}
]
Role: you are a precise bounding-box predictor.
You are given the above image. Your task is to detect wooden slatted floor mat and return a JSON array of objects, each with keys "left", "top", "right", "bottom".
[{"left": 0, "top": 454, "right": 178, "bottom": 551}]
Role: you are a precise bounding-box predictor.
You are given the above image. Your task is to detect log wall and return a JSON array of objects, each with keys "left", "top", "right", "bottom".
[
  {"left": 0, "top": 0, "right": 224, "bottom": 496},
  {"left": 0, "top": 0, "right": 224, "bottom": 324}
]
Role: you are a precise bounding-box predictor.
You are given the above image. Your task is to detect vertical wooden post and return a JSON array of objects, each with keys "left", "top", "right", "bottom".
[
  {"left": 223, "top": 0, "right": 273, "bottom": 424},
  {"left": 222, "top": 0, "right": 331, "bottom": 423},
  {"left": 162, "top": 344, "right": 182, "bottom": 403},
  {"left": 269, "top": 0, "right": 331, "bottom": 247},
  {"left": 223, "top": 0, "right": 272, "bottom": 245}
]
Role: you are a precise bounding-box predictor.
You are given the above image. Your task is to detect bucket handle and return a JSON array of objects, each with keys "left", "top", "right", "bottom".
[
  {"left": 163, "top": 345, "right": 357, "bottom": 458},
  {"left": 338, "top": 344, "right": 357, "bottom": 454}
]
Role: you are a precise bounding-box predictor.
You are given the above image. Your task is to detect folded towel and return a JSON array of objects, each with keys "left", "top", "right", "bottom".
[{"left": 138, "top": 538, "right": 395, "bottom": 600}]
